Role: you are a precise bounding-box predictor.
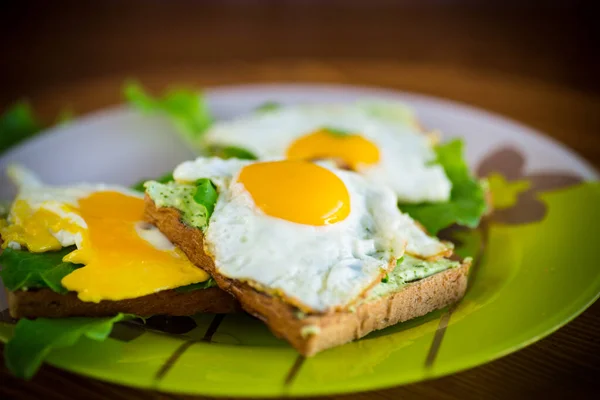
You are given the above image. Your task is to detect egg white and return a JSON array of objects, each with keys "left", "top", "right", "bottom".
[
  {"left": 200, "top": 102, "right": 452, "bottom": 203},
  {"left": 174, "top": 158, "right": 450, "bottom": 312},
  {"left": 4, "top": 165, "right": 178, "bottom": 251}
]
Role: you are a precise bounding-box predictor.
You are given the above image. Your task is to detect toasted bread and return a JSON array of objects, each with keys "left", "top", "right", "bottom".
[
  {"left": 144, "top": 196, "right": 470, "bottom": 356},
  {"left": 0, "top": 231, "right": 238, "bottom": 319},
  {"left": 7, "top": 286, "right": 238, "bottom": 319}
]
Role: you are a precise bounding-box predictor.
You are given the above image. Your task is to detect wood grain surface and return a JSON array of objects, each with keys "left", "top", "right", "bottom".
[{"left": 0, "top": 1, "right": 599, "bottom": 399}]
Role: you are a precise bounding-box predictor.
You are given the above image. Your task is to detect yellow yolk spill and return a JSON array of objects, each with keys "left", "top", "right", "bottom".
[
  {"left": 286, "top": 129, "right": 380, "bottom": 171},
  {"left": 237, "top": 160, "right": 351, "bottom": 225},
  {"left": 0, "top": 200, "right": 81, "bottom": 252},
  {"left": 60, "top": 191, "right": 209, "bottom": 302}
]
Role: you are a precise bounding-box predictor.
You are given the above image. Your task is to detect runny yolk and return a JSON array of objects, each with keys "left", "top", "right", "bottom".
[
  {"left": 60, "top": 191, "right": 209, "bottom": 302},
  {"left": 286, "top": 129, "right": 380, "bottom": 171},
  {"left": 0, "top": 200, "right": 80, "bottom": 252},
  {"left": 237, "top": 160, "right": 350, "bottom": 226}
]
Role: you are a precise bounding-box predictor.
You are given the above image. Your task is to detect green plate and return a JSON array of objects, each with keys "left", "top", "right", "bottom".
[{"left": 1, "top": 84, "right": 598, "bottom": 397}]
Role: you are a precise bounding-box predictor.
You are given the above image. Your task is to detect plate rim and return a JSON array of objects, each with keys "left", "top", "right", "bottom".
[
  {"left": 2, "top": 82, "right": 598, "bottom": 179},
  {"left": 1, "top": 82, "right": 599, "bottom": 397}
]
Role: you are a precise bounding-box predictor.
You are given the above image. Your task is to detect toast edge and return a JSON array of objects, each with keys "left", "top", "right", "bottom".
[
  {"left": 8, "top": 286, "right": 239, "bottom": 319},
  {"left": 144, "top": 196, "right": 470, "bottom": 356}
]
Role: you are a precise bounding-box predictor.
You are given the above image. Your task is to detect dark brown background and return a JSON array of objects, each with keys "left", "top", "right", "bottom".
[{"left": 1, "top": 1, "right": 599, "bottom": 399}]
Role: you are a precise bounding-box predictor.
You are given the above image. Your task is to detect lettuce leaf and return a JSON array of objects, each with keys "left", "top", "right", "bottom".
[
  {"left": 174, "top": 277, "right": 217, "bottom": 293},
  {"left": 131, "top": 172, "right": 174, "bottom": 193},
  {"left": 0, "top": 102, "right": 42, "bottom": 154},
  {"left": 4, "top": 313, "right": 133, "bottom": 379},
  {"left": 124, "top": 81, "right": 213, "bottom": 147},
  {"left": 193, "top": 179, "right": 218, "bottom": 217},
  {"left": 0, "top": 247, "right": 82, "bottom": 294},
  {"left": 399, "top": 139, "right": 488, "bottom": 235},
  {"left": 206, "top": 145, "right": 257, "bottom": 160}
]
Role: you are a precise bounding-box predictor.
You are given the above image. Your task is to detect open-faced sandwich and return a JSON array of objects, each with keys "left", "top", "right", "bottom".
[
  {"left": 195, "top": 101, "right": 486, "bottom": 233},
  {"left": 0, "top": 166, "right": 237, "bottom": 378},
  {"left": 144, "top": 157, "right": 473, "bottom": 356},
  {"left": 1, "top": 96, "right": 489, "bottom": 377},
  {"left": 132, "top": 97, "right": 489, "bottom": 355}
]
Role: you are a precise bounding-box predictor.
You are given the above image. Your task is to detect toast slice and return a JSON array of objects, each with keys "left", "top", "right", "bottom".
[
  {"left": 145, "top": 196, "right": 470, "bottom": 356},
  {"left": 7, "top": 286, "right": 238, "bottom": 319},
  {"left": 0, "top": 237, "right": 239, "bottom": 319}
]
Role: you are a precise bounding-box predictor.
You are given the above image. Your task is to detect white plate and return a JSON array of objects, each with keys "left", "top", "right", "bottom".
[{"left": 0, "top": 83, "right": 597, "bottom": 310}]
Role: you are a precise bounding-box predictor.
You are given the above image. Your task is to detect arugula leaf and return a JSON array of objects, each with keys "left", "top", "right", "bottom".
[
  {"left": 322, "top": 126, "right": 351, "bottom": 137},
  {"left": 256, "top": 101, "right": 280, "bottom": 112},
  {"left": 207, "top": 145, "right": 257, "bottom": 160},
  {"left": 124, "top": 81, "right": 213, "bottom": 147},
  {"left": 0, "top": 247, "right": 82, "bottom": 294},
  {"left": 0, "top": 102, "right": 42, "bottom": 154},
  {"left": 174, "top": 277, "right": 217, "bottom": 293},
  {"left": 399, "top": 139, "right": 488, "bottom": 235},
  {"left": 193, "top": 179, "right": 218, "bottom": 217},
  {"left": 131, "top": 172, "right": 174, "bottom": 193},
  {"left": 5, "top": 313, "right": 132, "bottom": 379}
]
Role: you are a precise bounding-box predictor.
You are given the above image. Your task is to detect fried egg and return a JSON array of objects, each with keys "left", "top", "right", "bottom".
[
  {"left": 201, "top": 101, "right": 452, "bottom": 203},
  {"left": 168, "top": 158, "right": 451, "bottom": 312},
  {"left": 0, "top": 165, "right": 209, "bottom": 302}
]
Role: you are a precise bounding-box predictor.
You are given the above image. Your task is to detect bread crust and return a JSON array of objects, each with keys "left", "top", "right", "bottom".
[
  {"left": 1, "top": 230, "right": 238, "bottom": 319},
  {"left": 144, "top": 196, "right": 470, "bottom": 356},
  {"left": 8, "top": 286, "right": 238, "bottom": 319}
]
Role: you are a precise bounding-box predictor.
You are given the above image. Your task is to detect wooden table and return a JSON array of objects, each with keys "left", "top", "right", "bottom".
[{"left": 1, "top": 2, "right": 599, "bottom": 399}]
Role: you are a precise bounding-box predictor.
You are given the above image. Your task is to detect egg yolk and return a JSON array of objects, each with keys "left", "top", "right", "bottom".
[
  {"left": 0, "top": 200, "right": 80, "bottom": 252},
  {"left": 1, "top": 192, "right": 209, "bottom": 303},
  {"left": 237, "top": 160, "right": 350, "bottom": 225},
  {"left": 286, "top": 129, "right": 380, "bottom": 171},
  {"left": 61, "top": 191, "right": 209, "bottom": 302}
]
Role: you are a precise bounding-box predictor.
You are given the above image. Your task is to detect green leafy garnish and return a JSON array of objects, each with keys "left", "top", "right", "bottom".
[
  {"left": 400, "top": 139, "right": 488, "bottom": 235},
  {"left": 174, "top": 278, "right": 217, "bottom": 293},
  {"left": 5, "top": 314, "right": 133, "bottom": 379},
  {"left": 131, "top": 172, "right": 174, "bottom": 193},
  {"left": 322, "top": 126, "right": 351, "bottom": 137},
  {"left": 0, "top": 102, "right": 42, "bottom": 154},
  {"left": 207, "top": 145, "right": 258, "bottom": 160},
  {"left": 0, "top": 247, "right": 82, "bottom": 294},
  {"left": 146, "top": 181, "right": 210, "bottom": 229},
  {"left": 256, "top": 101, "right": 280, "bottom": 112},
  {"left": 0, "top": 101, "right": 74, "bottom": 155},
  {"left": 193, "top": 179, "right": 218, "bottom": 217},
  {"left": 124, "top": 81, "right": 213, "bottom": 146}
]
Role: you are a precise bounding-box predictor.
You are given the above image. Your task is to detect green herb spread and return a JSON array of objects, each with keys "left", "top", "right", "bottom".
[
  {"left": 367, "top": 254, "right": 461, "bottom": 299},
  {"left": 145, "top": 181, "right": 213, "bottom": 230}
]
